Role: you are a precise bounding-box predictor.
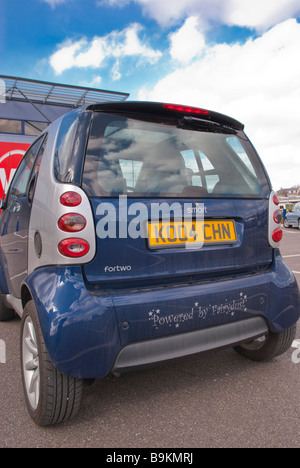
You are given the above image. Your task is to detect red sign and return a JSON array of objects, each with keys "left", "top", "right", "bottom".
[{"left": 0, "top": 142, "right": 30, "bottom": 201}]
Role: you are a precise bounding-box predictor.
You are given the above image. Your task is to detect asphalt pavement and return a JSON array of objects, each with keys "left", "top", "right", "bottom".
[{"left": 0, "top": 227, "right": 299, "bottom": 448}]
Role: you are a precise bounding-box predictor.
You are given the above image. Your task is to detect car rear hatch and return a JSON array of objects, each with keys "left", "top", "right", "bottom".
[{"left": 81, "top": 102, "right": 272, "bottom": 336}]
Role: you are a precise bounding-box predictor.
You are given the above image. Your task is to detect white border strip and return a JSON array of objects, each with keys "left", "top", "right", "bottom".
[{"left": 282, "top": 254, "right": 300, "bottom": 258}]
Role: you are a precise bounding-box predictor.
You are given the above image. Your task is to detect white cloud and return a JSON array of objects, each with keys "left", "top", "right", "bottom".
[
  {"left": 139, "top": 19, "right": 300, "bottom": 189},
  {"left": 114, "top": 23, "right": 162, "bottom": 61},
  {"left": 228, "top": 0, "right": 300, "bottom": 32},
  {"left": 112, "top": 61, "right": 121, "bottom": 81},
  {"left": 74, "top": 37, "right": 107, "bottom": 69},
  {"left": 42, "top": 0, "right": 71, "bottom": 7},
  {"left": 100, "top": 0, "right": 300, "bottom": 31},
  {"left": 99, "top": 0, "right": 225, "bottom": 28},
  {"left": 169, "top": 16, "right": 205, "bottom": 63},
  {"left": 49, "top": 23, "right": 162, "bottom": 75},
  {"left": 50, "top": 39, "right": 89, "bottom": 74},
  {"left": 87, "top": 75, "right": 103, "bottom": 87},
  {"left": 77, "top": 75, "right": 103, "bottom": 90}
]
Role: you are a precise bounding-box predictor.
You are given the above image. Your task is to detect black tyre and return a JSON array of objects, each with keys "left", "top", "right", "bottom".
[
  {"left": 20, "top": 300, "right": 83, "bottom": 426},
  {"left": 284, "top": 219, "right": 291, "bottom": 228},
  {"left": 0, "top": 293, "right": 14, "bottom": 321},
  {"left": 234, "top": 324, "right": 297, "bottom": 362}
]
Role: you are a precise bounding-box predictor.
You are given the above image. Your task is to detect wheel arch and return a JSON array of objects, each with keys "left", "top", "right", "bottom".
[{"left": 21, "top": 284, "right": 33, "bottom": 310}]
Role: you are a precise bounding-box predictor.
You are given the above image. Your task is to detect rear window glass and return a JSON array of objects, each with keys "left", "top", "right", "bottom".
[{"left": 82, "top": 113, "right": 269, "bottom": 198}]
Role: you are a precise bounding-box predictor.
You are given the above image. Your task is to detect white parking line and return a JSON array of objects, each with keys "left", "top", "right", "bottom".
[
  {"left": 293, "top": 271, "right": 300, "bottom": 275},
  {"left": 282, "top": 254, "right": 300, "bottom": 258}
]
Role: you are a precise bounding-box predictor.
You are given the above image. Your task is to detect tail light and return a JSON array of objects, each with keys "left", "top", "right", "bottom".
[
  {"left": 272, "top": 228, "right": 283, "bottom": 243},
  {"left": 58, "top": 213, "right": 87, "bottom": 232},
  {"left": 58, "top": 238, "right": 90, "bottom": 258},
  {"left": 273, "top": 210, "right": 283, "bottom": 224},
  {"left": 58, "top": 191, "right": 90, "bottom": 258},
  {"left": 269, "top": 191, "right": 283, "bottom": 247},
  {"left": 163, "top": 104, "right": 210, "bottom": 115},
  {"left": 60, "top": 191, "right": 82, "bottom": 207}
]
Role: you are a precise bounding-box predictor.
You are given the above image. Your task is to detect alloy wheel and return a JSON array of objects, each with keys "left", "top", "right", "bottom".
[{"left": 22, "top": 316, "right": 40, "bottom": 410}]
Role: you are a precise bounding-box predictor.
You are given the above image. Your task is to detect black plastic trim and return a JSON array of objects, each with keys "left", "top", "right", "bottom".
[
  {"left": 112, "top": 317, "right": 269, "bottom": 373},
  {"left": 87, "top": 101, "right": 244, "bottom": 131}
]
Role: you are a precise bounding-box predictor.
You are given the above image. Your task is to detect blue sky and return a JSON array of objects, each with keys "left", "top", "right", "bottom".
[
  {"left": 0, "top": 0, "right": 265, "bottom": 95},
  {"left": 1, "top": 0, "right": 300, "bottom": 189}
]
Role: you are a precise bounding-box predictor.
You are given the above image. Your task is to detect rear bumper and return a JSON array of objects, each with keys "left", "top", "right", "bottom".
[
  {"left": 113, "top": 317, "right": 268, "bottom": 373},
  {"left": 24, "top": 252, "right": 300, "bottom": 378}
]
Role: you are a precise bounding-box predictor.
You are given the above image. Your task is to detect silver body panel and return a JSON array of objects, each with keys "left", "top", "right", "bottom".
[{"left": 27, "top": 117, "right": 96, "bottom": 276}]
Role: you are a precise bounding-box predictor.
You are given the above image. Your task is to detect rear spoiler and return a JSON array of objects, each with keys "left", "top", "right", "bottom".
[{"left": 86, "top": 101, "right": 245, "bottom": 131}]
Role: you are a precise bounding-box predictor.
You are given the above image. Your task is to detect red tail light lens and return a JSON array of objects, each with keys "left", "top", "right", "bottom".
[
  {"left": 58, "top": 238, "right": 90, "bottom": 258},
  {"left": 60, "top": 192, "right": 82, "bottom": 207},
  {"left": 163, "top": 104, "right": 210, "bottom": 115},
  {"left": 269, "top": 191, "right": 283, "bottom": 247},
  {"left": 58, "top": 213, "right": 87, "bottom": 232},
  {"left": 272, "top": 228, "right": 283, "bottom": 243}
]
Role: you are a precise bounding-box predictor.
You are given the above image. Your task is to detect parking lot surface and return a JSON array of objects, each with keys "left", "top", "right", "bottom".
[{"left": 0, "top": 227, "right": 299, "bottom": 448}]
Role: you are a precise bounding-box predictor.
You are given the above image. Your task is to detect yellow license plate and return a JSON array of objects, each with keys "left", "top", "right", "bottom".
[{"left": 148, "top": 220, "right": 237, "bottom": 248}]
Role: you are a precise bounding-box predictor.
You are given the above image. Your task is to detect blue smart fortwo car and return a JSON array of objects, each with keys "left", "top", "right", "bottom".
[{"left": 0, "top": 102, "right": 299, "bottom": 426}]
